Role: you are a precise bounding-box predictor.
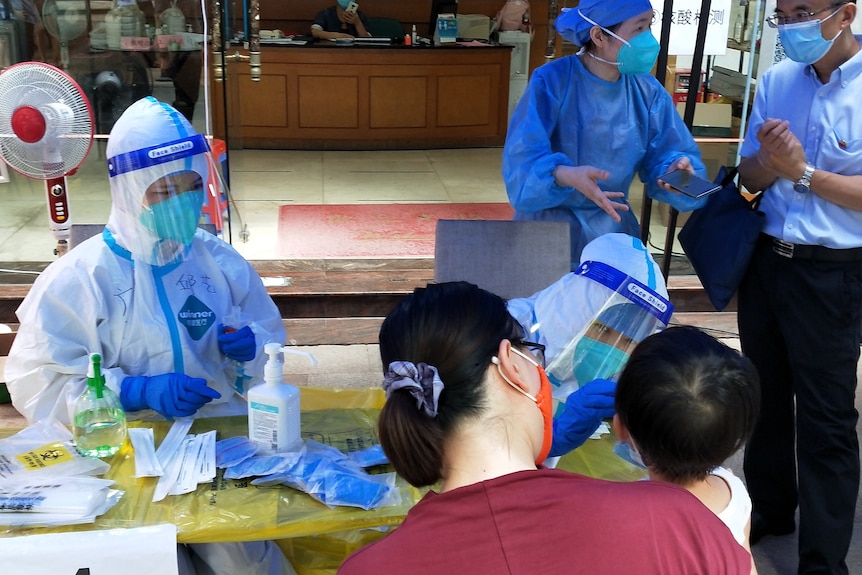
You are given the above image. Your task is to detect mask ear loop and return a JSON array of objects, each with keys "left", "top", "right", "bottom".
[
  {"left": 578, "top": 8, "right": 632, "bottom": 48},
  {"left": 491, "top": 349, "right": 538, "bottom": 402}
]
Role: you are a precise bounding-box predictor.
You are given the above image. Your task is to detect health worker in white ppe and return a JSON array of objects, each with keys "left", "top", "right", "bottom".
[
  {"left": 6, "top": 98, "right": 285, "bottom": 424},
  {"left": 7, "top": 96, "right": 285, "bottom": 425},
  {"left": 502, "top": 0, "right": 708, "bottom": 267},
  {"left": 5, "top": 97, "right": 295, "bottom": 575},
  {"left": 508, "top": 233, "right": 670, "bottom": 458}
]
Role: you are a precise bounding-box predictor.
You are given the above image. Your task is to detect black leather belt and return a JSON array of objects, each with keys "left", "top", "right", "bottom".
[{"left": 762, "top": 234, "right": 862, "bottom": 262}]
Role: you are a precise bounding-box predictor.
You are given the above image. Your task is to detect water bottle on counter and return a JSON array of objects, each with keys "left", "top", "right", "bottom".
[{"left": 73, "top": 353, "right": 127, "bottom": 458}]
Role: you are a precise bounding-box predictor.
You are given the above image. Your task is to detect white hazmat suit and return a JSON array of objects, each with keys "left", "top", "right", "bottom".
[
  {"left": 5, "top": 97, "right": 294, "bottom": 575},
  {"left": 7, "top": 97, "right": 285, "bottom": 424}
]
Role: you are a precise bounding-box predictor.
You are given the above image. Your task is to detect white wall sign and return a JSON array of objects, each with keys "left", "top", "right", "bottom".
[
  {"left": 0, "top": 524, "right": 178, "bottom": 575},
  {"left": 650, "top": 0, "right": 732, "bottom": 56}
]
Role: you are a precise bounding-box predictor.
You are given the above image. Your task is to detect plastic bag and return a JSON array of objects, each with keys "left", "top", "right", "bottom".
[
  {"left": 223, "top": 451, "right": 302, "bottom": 480},
  {"left": 215, "top": 435, "right": 258, "bottom": 468},
  {"left": 0, "top": 419, "right": 109, "bottom": 481},
  {"left": 348, "top": 444, "right": 389, "bottom": 468},
  {"left": 0, "top": 477, "right": 124, "bottom": 527}
]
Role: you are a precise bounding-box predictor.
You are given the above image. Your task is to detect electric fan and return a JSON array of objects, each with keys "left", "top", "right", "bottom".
[
  {"left": 0, "top": 62, "right": 94, "bottom": 256},
  {"left": 41, "top": 0, "right": 90, "bottom": 70}
]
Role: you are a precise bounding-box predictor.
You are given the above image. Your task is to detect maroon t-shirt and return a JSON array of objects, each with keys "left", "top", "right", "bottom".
[{"left": 339, "top": 468, "right": 750, "bottom": 575}]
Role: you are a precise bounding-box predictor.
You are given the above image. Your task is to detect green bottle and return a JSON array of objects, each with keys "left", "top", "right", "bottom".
[{"left": 73, "top": 353, "right": 127, "bottom": 458}]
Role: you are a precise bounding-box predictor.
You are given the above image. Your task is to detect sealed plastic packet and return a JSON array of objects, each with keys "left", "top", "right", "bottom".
[
  {"left": 0, "top": 419, "right": 110, "bottom": 481},
  {"left": 545, "top": 260, "right": 674, "bottom": 406}
]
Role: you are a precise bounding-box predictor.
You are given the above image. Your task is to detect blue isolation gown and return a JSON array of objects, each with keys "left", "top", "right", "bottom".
[{"left": 502, "top": 54, "right": 707, "bottom": 267}]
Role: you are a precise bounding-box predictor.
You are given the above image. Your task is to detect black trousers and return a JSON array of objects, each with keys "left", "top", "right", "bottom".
[{"left": 739, "top": 239, "right": 862, "bottom": 575}]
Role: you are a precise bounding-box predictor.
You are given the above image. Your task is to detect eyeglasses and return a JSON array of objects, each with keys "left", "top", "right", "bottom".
[
  {"left": 513, "top": 339, "right": 546, "bottom": 368},
  {"left": 765, "top": 2, "right": 848, "bottom": 28}
]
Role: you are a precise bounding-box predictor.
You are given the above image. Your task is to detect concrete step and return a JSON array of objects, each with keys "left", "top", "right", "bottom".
[{"left": 1, "top": 259, "right": 730, "bottom": 345}]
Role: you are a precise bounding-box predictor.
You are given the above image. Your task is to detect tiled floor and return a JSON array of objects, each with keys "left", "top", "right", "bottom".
[{"left": 0, "top": 146, "right": 683, "bottom": 264}]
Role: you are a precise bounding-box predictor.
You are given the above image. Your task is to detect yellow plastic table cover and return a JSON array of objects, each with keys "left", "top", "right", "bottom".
[{"left": 0, "top": 386, "right": 643, "bottom": 545}]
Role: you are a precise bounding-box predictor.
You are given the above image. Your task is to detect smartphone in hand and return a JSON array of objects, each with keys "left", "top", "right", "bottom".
[
  {"left": 659, "top": 169, "right": 721, "bottom": 199},
  {"left": 345, "top": 2, "right": 359, "bottom": 14}
]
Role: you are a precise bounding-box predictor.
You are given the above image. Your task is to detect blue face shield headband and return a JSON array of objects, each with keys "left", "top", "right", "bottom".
[{"left": 107, "top": 134, "right": 210, "bottom": 178}]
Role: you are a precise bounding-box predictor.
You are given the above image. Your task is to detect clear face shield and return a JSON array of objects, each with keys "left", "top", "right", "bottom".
[
  {"left": 107, "top": 134, "right": 226, "bottom": 266},
  {"left": 544, "top": 260, "right": 674, "bottom": 411}
]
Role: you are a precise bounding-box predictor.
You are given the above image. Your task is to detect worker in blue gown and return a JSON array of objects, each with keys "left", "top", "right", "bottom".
[{"left": 502, "top": 0, "right": 708, "bottom": 267}]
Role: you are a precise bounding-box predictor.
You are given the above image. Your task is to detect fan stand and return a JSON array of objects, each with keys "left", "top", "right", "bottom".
[
  {"left": 47, "top": 177, "right": 71, "bottom": 256},
  {"left": 38, "top": 1, "right": 91, "bottom": 255}
]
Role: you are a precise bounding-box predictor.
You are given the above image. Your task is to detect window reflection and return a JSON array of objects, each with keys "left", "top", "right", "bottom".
[{"left": 3, "top": 0, "right": 205, "bottom": 134}]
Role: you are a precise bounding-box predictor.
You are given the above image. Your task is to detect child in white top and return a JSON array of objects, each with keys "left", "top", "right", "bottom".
[{"left": 613, "top": 325, "right": 760, "bottom": 574}]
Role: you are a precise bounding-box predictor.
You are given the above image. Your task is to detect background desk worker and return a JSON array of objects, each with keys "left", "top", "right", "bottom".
[
  {"left": 502, "top": 0, "right": 707, "bottom": 267},
  {"left": 310, "top": 0, "right": 371, "bottom": 40},
  {"left": 5, "top": 97, "right": 293, "bottom": 575},
  {"left": 736, "top": 1, "right": 862, "bottom": 573}
]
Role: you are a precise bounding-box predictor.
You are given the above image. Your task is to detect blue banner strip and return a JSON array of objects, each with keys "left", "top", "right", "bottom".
[
  {"left": 107, "top": 135, "right": 210, "bottom": 177},
  {"left": 576, "top": 260, "right": 674, "bottom": 325}
]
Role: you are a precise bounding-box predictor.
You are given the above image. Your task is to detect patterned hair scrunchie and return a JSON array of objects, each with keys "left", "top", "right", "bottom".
[{"left": 382, "top": 361, "right": 445, "bottom": 418}]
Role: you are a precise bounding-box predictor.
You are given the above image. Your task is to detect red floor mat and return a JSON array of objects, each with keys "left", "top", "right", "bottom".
[{"left": 278, "top": 203, "right": 515, "bottom": 258}]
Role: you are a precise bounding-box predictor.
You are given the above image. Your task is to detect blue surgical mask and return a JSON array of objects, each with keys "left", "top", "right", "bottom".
[
  {"left": 573, "top": 337, "right": 630, "bottom": 385},
  {"left": 337, "top": 0, "right": 350, "bottom": 9},
  {"left": 613, "top": 440, "right": 647, "bottom": 469},
  {"left": 579, "top": 9, "right": 660, "bottom": 75},
  {"left": 140, "top": 190, "right": 204, "bottom": 245},
  {"left": 778, "top": 7, "right": 844, "bottom": 64}
]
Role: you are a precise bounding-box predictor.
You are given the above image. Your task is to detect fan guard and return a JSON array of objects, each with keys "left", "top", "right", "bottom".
[{"left": 0, "top": 62, "right": 94, "bottom": 180}]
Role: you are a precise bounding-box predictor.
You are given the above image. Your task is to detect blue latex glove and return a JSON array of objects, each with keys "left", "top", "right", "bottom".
[
  {"left": 549, "top": 378, "right": 617, "bottom": 457},
  {"left": 120, "top": 373, "right": 221, "bottom": 418},
  {"left": 218, "top": 324, "right": 256, "bottom": 361}
]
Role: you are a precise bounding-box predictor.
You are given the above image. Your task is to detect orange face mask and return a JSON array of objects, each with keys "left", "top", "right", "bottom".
[{"left": 497, "top": 347, "right": 554, "bottom": 465}]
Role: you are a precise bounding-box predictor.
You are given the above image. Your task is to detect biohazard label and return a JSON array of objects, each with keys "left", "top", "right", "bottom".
[
  {"left": 178, "top": 295, "right": 216, "bottom": 340},
  {"left": 15, "top": 442, "right": 75, "bottom": 470}
]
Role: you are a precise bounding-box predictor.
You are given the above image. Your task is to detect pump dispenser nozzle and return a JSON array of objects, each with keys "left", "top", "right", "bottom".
[
  {"left": 87, "top": 353, "right": 105, "bottom": 399},
  {"left": 263, "top": 343, "right": 317, "bottom": 385}
]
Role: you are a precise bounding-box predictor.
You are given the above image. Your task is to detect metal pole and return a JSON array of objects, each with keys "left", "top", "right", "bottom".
[
  {"left": 660, "top": 0, "right": 712, "bottom": 280},
  {"left": 640, "top": 0, "right": 676, "bottom": 247}
]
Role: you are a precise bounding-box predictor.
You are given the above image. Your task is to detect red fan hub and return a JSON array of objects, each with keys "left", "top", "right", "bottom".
[{"left": 11, "top": 106, "right": 47, "bottom": 144}]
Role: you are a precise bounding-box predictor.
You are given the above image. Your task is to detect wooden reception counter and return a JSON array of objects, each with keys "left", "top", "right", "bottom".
[{"left": 211, "top": 43, "right": 513, "bottom": 150}]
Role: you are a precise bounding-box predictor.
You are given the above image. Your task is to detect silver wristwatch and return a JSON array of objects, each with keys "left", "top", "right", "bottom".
[{"left": 794, "top": 164, "right": 815, "bottom": 193}]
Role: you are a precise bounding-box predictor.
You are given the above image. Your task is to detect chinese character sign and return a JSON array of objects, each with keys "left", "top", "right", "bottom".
[{"left": 650, "top": 0, "right": 732, "bottom": 55}]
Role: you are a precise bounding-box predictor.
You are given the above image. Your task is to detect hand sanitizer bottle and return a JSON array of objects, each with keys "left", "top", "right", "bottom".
[
  {"left": 248, "top": 343, "right": 317, "bottom": 453},
  {"left": 73, "top": 353, "right": 127, "bottom": 458}
]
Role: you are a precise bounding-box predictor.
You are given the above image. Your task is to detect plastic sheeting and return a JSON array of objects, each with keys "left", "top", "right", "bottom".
[{"left": 0, "top": 387, "right": 642, "bottom": 550}]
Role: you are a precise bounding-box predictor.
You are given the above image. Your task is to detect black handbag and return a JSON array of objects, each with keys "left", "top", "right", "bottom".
[
  {"left": 0, "top": 0, "right": 27, "bottom": 68},
  {"left": 678, "top": 166, "right": 765, "bottom": 311}
]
